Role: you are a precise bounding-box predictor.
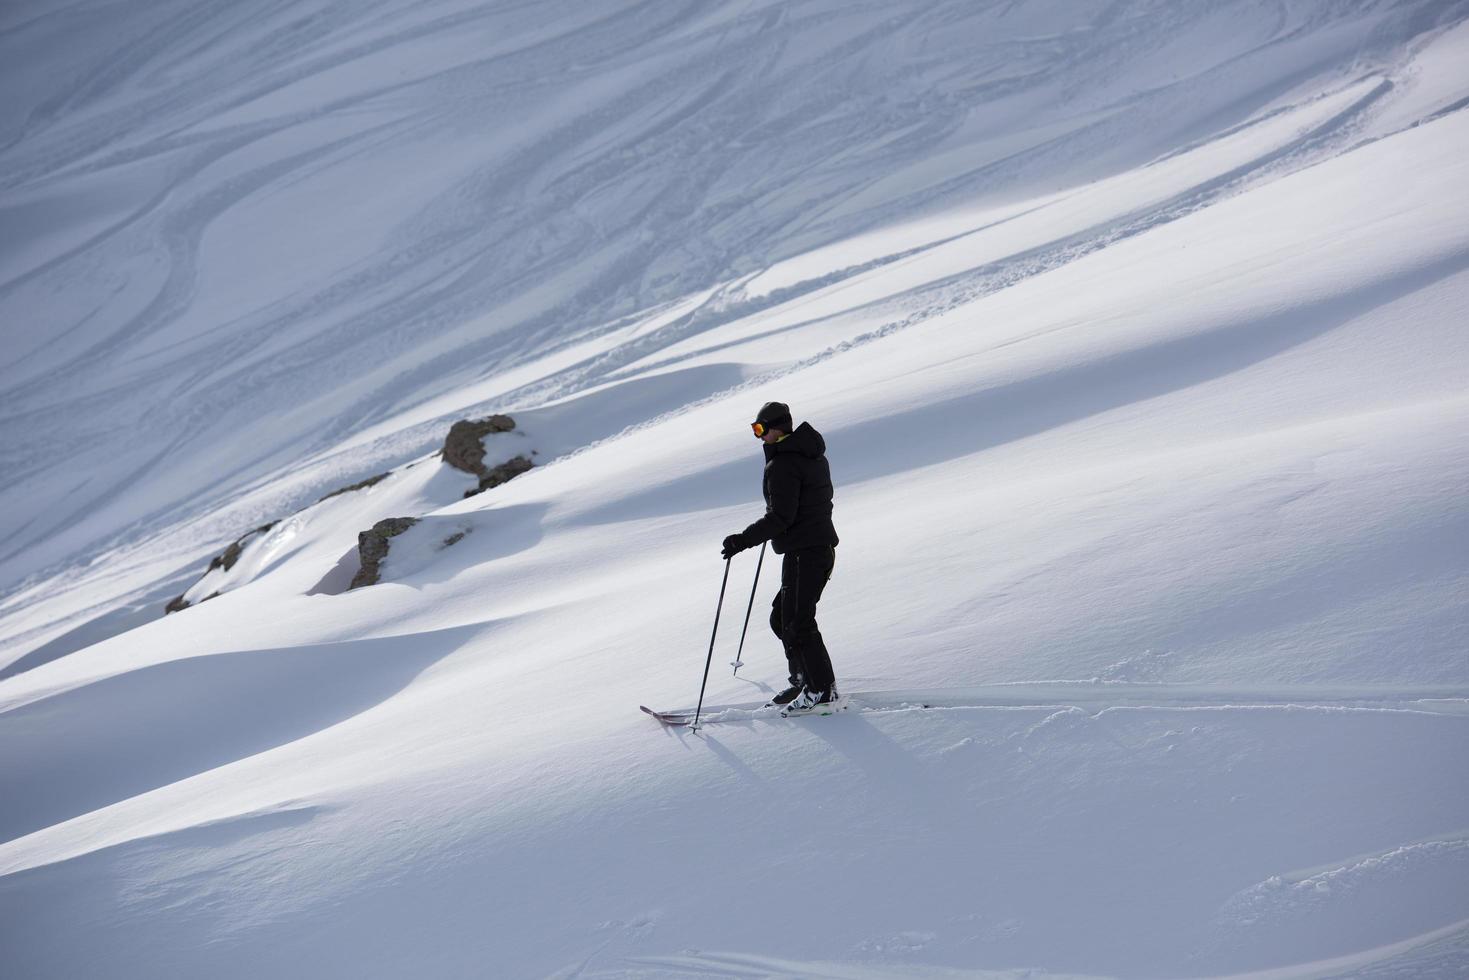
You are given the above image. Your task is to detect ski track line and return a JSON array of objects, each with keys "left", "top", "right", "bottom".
[
  {"left": 2, "top": 3, "right": 1462, "bottom": 626},
  {"left": 613, "top": 916, "right": 1469, "bottom": 978},
  {"left": 479, "top": 69, "right": 1417, "bottom": 489},
  {"left": 643, "top": 685, "right": 1469, "bottom": 728}
]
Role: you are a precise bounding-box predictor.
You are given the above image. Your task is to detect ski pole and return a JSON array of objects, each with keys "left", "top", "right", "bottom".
[
  {"left": 691, "top": 555, "right": 733, "bottom": 732},
  {"left": 730, "top": 542, "right": 766, "bottom": 674}
]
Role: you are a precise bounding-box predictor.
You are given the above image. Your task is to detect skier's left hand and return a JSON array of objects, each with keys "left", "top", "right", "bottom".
[{"left": 721, "top": 533, "right": 750, "bottom": 560}]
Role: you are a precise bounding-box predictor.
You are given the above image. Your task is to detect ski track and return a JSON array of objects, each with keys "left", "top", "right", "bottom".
[
  {"left": 3, "top": 0, "right": 1463, "bottom": 621},
  {"left": 590, "top": 915, "right": 1469, "bottom": 977},
  {"left": 646, "top": 685, "right": 1469, "bottom": 729}
]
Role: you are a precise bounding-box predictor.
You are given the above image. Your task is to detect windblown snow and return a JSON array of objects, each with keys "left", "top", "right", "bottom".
[{"left": 2, "top": 1, "right": 1467, "bottom": 977}]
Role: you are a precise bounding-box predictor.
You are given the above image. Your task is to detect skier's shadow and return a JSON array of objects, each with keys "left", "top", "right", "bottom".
[
  {"left": 734, "top": 675, "right": 775, "bottom": 696},
  {"left": 669, "top": 673, "right": 771, "bottom": 786},
  {"left": 801, "top": 715, "right": 972, "bottom": 834},
  {"left": 695, "top": 734, "right": 768, "bottom": 788}
]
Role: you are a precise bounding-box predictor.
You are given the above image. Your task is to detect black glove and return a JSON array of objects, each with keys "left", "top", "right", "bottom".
[{"left": 721, "top": 533, "right": 751, "bottom": 560}]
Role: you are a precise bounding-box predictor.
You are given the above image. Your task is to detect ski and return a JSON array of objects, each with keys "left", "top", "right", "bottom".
[
  {"left": 779, "top": 698, "right": 848, "bottom": 718},
  {"left": 641, "top": 695, "right": 922, "bottom": 727},
  {"left": 643, "top": 683, "right": 1469, "bottom": 729},
  {"left": 640, "top": 703, "right": 838, "bottom": 726},
  {"left": 640, "top": 704, "right": 700, "bottom": 725}
]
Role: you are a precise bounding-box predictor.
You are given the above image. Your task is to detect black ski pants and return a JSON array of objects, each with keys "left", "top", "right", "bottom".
[{"left": 769, "top": 545, "right": 836, "bottom": 692}]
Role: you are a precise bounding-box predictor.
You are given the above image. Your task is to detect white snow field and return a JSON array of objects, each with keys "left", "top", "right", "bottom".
[{"left": 3, "top": 0, "right": 1469, "bottom": 976}]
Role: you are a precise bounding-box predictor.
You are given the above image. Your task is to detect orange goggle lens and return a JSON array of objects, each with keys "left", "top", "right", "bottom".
[{"left": 751, "top": 422, "right": 768, "bottom": 437}]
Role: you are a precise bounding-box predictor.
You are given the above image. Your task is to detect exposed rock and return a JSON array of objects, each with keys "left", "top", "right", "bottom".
[
  {"left": 165, "top": 521, "right": 278, "bottom": 613},
  {"left": 316, "top": 471, "right": 391, "bottom": 503},
  {"left": 349, "top": 517, "right": 420, "bottom": 590},
  {"left": 163, "top": 590, "right": 223, "bottom": 615},
  {"left": 464, "top": 454, "right": 534, "bottom": 499},
  {"left": 442, "top": 415, "right": 516, "bottom": 475},
  {"left": 166, "top": 413, "right": 530, "bottom": 612},
  {"left": 213, "top": 522, "right": 278, "bottom": 573}
]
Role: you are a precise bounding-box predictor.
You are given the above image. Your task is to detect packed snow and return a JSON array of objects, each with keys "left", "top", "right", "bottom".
[{"left": 2, "top": 1, "right": 1468, "bottom": 977}]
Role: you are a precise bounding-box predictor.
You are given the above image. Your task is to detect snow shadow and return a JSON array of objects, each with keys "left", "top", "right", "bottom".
[
  {"left": 0, "top": 557, "right": 201, "bottom": 682},
  {"left": 568, "top": 457, "right": 755, "bottom": 526},
  {"left": 307, "top": 504, "right": 550, "bottom": 595},
  {"left": 515, "top": 362, "right": 747, "bottom": 456},
  {"left": 394, "top": 502, "right": 551, "bottom": 589},
  {"left": 830, "top": 246, "right": 1469, "bottom": 485},
  {"left": 0, "top": 803, "right": 324, "bottom": 977},
  {"left": 0, "top": 625, "right": 475, "bottom": 844},
  {"left": 568, "top": 248, "right": 1469, "bottom": 529},
  {"left": 798, "top": 715, "right": 974, "bottom": 831}
]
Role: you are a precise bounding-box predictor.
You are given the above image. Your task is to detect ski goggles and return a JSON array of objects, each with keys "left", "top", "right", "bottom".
[{"left": 751, "top": 421, "right": 772, "bottom": 438}]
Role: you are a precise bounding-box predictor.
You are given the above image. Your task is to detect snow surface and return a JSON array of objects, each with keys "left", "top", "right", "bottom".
[{"left": 2, "top": 1, "right": 1469, "bottom": 976}]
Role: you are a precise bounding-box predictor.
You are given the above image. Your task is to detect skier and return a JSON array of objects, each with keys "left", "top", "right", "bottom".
[{"left": 721, "top": 401, "right": 840, "bottom": 711}]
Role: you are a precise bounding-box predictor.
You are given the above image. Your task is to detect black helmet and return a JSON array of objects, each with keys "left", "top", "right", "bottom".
[{"left": 754, "top": 401, "right": 792, "bottom": 434}]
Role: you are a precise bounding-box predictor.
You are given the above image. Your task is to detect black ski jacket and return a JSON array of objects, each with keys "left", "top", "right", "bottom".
[{"left": 741, "top": 422, "right": 839, "bottom": 555}]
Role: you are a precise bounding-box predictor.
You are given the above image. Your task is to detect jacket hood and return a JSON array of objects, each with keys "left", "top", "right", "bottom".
[{"left": 768, "top": 421, "right": 825, "bottom": 459}]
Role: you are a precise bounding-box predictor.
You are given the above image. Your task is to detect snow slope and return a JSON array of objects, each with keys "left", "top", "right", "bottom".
[{"left": 2, "top": 1, "right": 1469, "bottom": 977}]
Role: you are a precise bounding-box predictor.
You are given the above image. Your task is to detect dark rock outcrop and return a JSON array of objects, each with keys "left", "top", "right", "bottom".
[
  {"left": 465, "top": 454, "right": 534, "bottom": 498},
  {"left": 442, "top": 415, "right": 516, "bottom": 475},
  {"left": 317, "top": 472, "right": 390, "bottom": 503},
  {"left": 165, "top": 589, "right": 223, "bottom": 614},
  {"left": 440, "top": 413, "right": 534, "bottom": 498},
  {"left": 166, "top": 414, "right": 531, "bottom": 610},
  {"left": 211, "top": 522, "right": 278, "bottom": 573},
  {"left": 349, "top": 517, "right": 420, "bottom": 590},
  {"left": 165, "top": 522, "right": 278, "bottom": 613}
]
